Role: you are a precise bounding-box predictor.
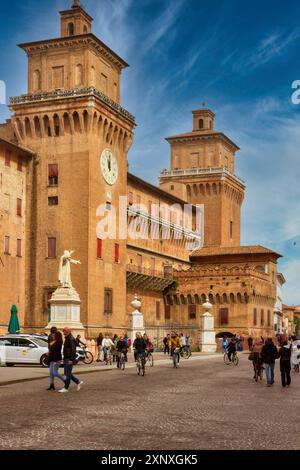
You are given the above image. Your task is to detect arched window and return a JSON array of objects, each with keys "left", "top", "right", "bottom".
[
  {"left": 199, "top": 118, "right": 204, "bottom": 129},
  {"left": 91, "top": 66, "right": 95, "bottom": 86},
  {"left": 75, "top": 64, "right": 83, "bottom": 87},
  {"left": 83, "top": 25, "right": 88, "bottom": 33},
  {"left": 68, "top": 23, "right": 75, "bottom": 36},
  {"left": 33, "top": 70, "right": 41, "bottom": 92}
]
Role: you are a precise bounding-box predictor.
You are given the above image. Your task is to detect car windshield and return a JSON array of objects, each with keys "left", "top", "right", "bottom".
[{"left": 31, "top": 338, "right": 48, "bottom": 348}]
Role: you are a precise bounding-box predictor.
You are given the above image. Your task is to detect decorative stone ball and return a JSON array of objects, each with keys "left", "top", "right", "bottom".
[{"left": 203, "top": 297, "right": 212, "bottom": 312}]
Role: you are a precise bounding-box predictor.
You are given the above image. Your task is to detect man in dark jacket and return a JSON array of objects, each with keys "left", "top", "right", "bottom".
[
  {"left": 58, "top": 327, "right": 83, "bottom": 393},
  {"left": 163, "top": 334, "right": 170, "bottom": 355},
  {"left": 226, "top": 338, "right": 237, "bottom": 362},
  {"left": 261, "top": 338, "right": 279, "bottom": 386}
]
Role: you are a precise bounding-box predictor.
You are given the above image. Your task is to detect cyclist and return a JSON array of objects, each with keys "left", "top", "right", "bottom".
[
  {"left": 169, "top": 332, "right": 182, "bottom": 363},
  {"left": 102, "top": 334, "right": 114, "bottom": 364},
  {"left": 143, "top": 333, "right": 154, "bottom": 356},
  {"left": 133, "top": 332, "right": 147, "bottom": 362},
  {"left": 226, "top": 337, "right": 237, "bottom": 362},
  {"left": 116, "top": 335, "right": 128, "bottom": 368}
]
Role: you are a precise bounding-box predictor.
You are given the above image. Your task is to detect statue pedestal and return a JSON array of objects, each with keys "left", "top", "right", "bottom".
[
  {"left": 45, "top": 287, "right": 85, "bottom": 338},
  {"left": 129, "top": 294, "right": 145, "bottom": 345},
  {"left": 198, "top": 298, "right": 217, "bottom": 353}
]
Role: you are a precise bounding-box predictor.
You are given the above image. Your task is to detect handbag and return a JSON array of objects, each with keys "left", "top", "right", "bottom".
[{"left": 248, "top": 352, "right": 254, "bottom": 361}]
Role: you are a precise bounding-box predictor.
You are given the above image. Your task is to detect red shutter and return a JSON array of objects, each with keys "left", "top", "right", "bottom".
[
  {"left": 17, "top": 239, "right": 22, "bottom": 257},
  {"left": 137, "top": 254, "right": 142, "bottom": 273},
  {"left": 188, "top": 304, "right": 196, "bottom": 319},
  {"left": 4, "top": 236, "right": 10, "bottom": 254},
  {"left": 5, "top": 151, "right": 11, "bottom": 167},
  {"left": 48, "top": 238, "right": 56, "bottom": 258},
  {"left": 165, "top": 304, "right": 171, "bottom": 320},
  {"left": 128, "top": 192, "right": 133, "bottom": 205},
  {"left": 261, "top": 309, "right": 264, "bottom": 326},
  {"left": 48, "top": 164, "right": 58, "bottom": 185},
  {"left": 267, "top": 310, "right": 271, "bottom": 326},
  {"left": 97, "top": 238, "right": 102, "bottom": 259},
  {"left": 219, "top": 308, "right": 229, "bottom": 326},
  {"left": 17, "top": 157, "right": 23, "bottom": 172},
  {"left": 104, "top": 288, "right": 113, "bottom": 314},
  {"left": 253, "top": 308, "right": 257, "bottom": 326},
  {"left": 114, "top": 243, "right": 120, "bottom": 263},
  {"left": 17, "top": 198, "right": 22, "bottom": 217},
  {"left": 156, "top": 301, "right": 161, "bottom": 320}
]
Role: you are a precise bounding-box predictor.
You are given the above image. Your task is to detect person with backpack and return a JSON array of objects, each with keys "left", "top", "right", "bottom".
[{"left": 261, "top": 338, "right": 279, "bottom": 387}]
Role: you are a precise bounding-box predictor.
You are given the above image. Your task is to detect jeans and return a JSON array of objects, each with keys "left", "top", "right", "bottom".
[
  {"left": 171, "top": 347, "right": 180, "bottom": 363},
  {"left": 280, "top": 361, "right": 291, "bottom": 387},
  {"left": 264, "top": 362, "right": 275, "bottom": 385},
  {"left": 64, "top": 360, "right": 80, "bottom": 390},
  {"left": 164, "top": 344, "right": 170, "bottom": 355},
  {"left": 103, "top": 346, "right": 110, "bottom": 361},
  {"left": 49, "top": 361, "right": 65, "bottom": 385}
]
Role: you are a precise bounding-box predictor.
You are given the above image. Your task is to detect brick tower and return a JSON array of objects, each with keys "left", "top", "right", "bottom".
[
  {"left": 159, "top": 108, "right": 245, "bottom": 247},
  {"left": 9, "top": 1, "right": 135, "bottom": 334}
]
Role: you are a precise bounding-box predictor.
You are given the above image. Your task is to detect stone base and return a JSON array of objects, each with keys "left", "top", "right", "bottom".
[
  {"left": 130, "top": 310, "right": 145, "bottom": 345},
  {"left": 45, "top": 286, "right": 85, "bottom": 339}
]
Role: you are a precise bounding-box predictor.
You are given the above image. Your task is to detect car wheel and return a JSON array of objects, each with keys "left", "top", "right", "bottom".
[{"left": 40, "top": 354, "right": 49, "bottom": 368}]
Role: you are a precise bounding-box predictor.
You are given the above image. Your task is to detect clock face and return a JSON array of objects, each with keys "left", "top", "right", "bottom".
[{"left": 100, "top": 149, "right": 118, "bottom": 186}]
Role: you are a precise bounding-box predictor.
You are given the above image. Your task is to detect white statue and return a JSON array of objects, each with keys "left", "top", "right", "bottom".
[{"left": 58, "top": 250, "right": 81, "bottom": 288}]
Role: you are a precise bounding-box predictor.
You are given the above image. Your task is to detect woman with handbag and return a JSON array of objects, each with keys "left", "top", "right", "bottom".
[
  {"left": 250, "top": 338, "right": 264, "bottom": 381},
  {"left": 47, "top": 328, "right": 65, "bottom": 391}
]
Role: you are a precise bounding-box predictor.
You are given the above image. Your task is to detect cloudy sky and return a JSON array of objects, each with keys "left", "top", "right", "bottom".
[{"left": 0, "top": 0, "right": 299, "bottom": 304}]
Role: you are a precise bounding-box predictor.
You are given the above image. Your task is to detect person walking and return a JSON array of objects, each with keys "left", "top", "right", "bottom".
[
  {"left": 96, "top": 333, "right": 103, "bottom": 362},
  {"left": 47, "top": 328, "right": 65, "bottom": 391},
  {"left": 251, "top": 337, "right": 264, "bottom": 381},
  {"left": 58, "top": 327, "right": 83, "bottom": 393},
  {"left": 102, "top": 334, "right": 114, "bottom": 364},
  {"left": 261, "top": 338, "right": 279, "bottom": 387},
  {"left": 163, "top": 334, "right": 170, "bottom": 355},
  {"left": 279, "top": 340, "right": 292, "bottom": 388},
  {"left": 247, "top": 336, "right": 253, "bottom": 351}
]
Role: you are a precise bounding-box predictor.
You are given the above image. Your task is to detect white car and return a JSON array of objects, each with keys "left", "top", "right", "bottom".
[{"left": 0, "top": 335, "right": 49, "bottom": 367}]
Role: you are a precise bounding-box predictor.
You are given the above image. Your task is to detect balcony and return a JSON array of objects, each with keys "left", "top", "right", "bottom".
[
  {"left": 126, "top": 264, "right": 174, "bottom": 292},
  {"left": 159, "top": 166, "right": 245, "bottom": 185}
]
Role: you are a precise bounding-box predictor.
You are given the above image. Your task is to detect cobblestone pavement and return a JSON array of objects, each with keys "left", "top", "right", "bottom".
[{"left": 0, "top": 354, "right": 299, "bottom": 450}]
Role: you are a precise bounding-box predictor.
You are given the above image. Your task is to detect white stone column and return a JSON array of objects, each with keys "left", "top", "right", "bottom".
[
  {"left": 130, "top": 294, "right": 145, "bottom": 345},
  {"left": 199, "top": 297, "right": 217, "bottom": 353}
]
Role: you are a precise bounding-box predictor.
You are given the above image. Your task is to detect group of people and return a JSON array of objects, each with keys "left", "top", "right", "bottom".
[
  {"left": 163, "top": 332, "right": 192, "bottom": 357},
  {"left": 222, "top": 334, "right": 244, "bottom": 353},
  {"left": 248, "top": 335, "right": 300, "bottom": 388},
  {"left": 47, "top": 326, "right": 83, "bottom": 393}
]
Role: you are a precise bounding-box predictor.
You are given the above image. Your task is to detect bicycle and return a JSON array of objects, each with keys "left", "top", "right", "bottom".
[
  {"left": 117, "top": 351, "right": 126, "bottom": 371},
  {"left": 75, "top": 346, "right": 94, "bottom": 365},
  {"left": 224, "top": 351, "right": 239, "bottom": 366},
  {"left": 181, "top": 346, "right": 191, "bottom": 359},
  {"left": 172, "top": 348, "right": 181, "bottom": 368},
  {"left": 145, "top": 349, "right": 154, "bottom": 367},
  {"left": 136, "top": 353, "right": 146, "bottom": 376}
]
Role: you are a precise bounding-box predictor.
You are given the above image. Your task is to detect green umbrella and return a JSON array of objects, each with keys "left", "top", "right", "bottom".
[{"left": 8, "top": 305, "right": 20, "bottom": 334}]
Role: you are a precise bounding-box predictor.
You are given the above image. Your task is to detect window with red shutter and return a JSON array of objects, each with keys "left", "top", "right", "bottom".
[
  {"left": 165, "top": 304, "right": 171, "bottom": 320},
  {"left": 156, "top": 301, "right": 160, "bottom": 320},
  {"left": 48, "top": 238, "right": 56, "bottom": 258},
  {"left": 114, "top": 243, "right": 120, "bottom": 263},
  {"left": 48, "top": 164, "right": 58, "bottom": 186},
  {"left": 253, "top": 308, "right": 257, "bottom": 326},
  {"left": 97, "top": 238, "right": 102, "bottom": 259},
  {"left": 5, "top": 151, "right": 11, "bottom": 167},
  {"left": 128, "top": 192, "right": 133, "bottom": 205},
  {"left": 17, "top": 239, "right": 22, "bottom": 257},
  {"left": 17, "top": 198, "right": 22, "bottom": 217},
  {"left": 219, "top": 308, "right": 229, "bottom": 326},
  {"left": 17, "top": 157, "right": 23, "bottom": 172},
  {"left": 267, "top": 310, "right": 271, "bottom": 327},
  {"left": 261, "top": 309, "right": 264, "bottom": 326},
  {"left": 188, "top": 304, "right": 196, "bottom": 320},
  {"left": 4, "top": 236, "right": 10, "bottom": 254},
  {"left": 136, "top": 195, "right": 141, "bottom": 209},
  {"left": 104, "top": 288, "right": 113, "bottom": 314},
  {"left": 137, "top": 254, "right": 142, "bottom": 273}
]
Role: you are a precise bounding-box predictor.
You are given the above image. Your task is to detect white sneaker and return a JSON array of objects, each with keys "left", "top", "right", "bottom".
[
  {"left": 77, "top": 381, "right": 83, "bottom": 391},
  {"left": 58, "top": 388, "right": 69, "bottom": 393}
]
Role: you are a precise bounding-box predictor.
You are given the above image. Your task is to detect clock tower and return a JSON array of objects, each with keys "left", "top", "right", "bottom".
[{"left": 10, "top": 1, "right": 135, "bottom": 335}]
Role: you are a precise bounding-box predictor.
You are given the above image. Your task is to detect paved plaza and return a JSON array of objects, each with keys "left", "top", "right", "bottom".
[{"left": 0, "top": 354, "right": 299, "bottom": 450}]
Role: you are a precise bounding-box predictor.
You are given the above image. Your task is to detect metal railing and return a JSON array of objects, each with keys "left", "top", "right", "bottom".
[{"left": 126, "top": 264, "right": 173, "bottom": 279}]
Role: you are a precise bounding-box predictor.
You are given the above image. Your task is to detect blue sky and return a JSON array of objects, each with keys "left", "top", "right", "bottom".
[{"left": 0, "top": 0, "right": 300, "bottom": 304}]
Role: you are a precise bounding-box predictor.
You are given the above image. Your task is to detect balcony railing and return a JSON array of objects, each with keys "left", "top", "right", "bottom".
[
  {"left": 126, "top": 264, "right": 174, "bottom": 292},
  {"left": 10, "top": 86, "right": 135, "bottom": 123},
  {"left": 159, "top": 167, "right": 245, "bottom": 185}
]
